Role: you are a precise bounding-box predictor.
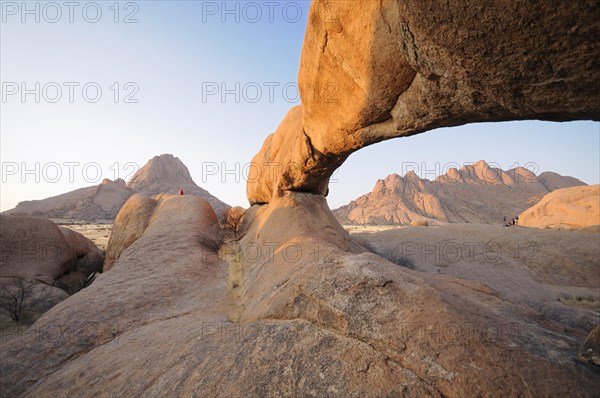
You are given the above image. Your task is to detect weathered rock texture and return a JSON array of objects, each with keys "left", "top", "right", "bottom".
[
  {"left": 333, "top": 160, "right": 586, "bottom": 225},
  {"left": 0, "top": 215, "right": 104, "bottom": 319},
  {"left": 3, "top": 192, "right": 599, "bottom": 396},
  {"left": 0, "top": 215, "right": 103, "bottom": 289},
  {"left": 0, "top": 195, "right": 229, "bottom": 396},
  {"left": 5, "top": 154, "right": 229, "bottom": 221},
  {"left": 519, "top": 184, "right": 600, "bottom": 230},
  {"left": 103, "top": 193, "right": 221, "bottom": 272},
  {"left": 102, "top": 194, "right": 158, "bottom": 271},
  {"left": 351, "top": 223, "right": 600, "bottom": 329},
  {"left": 248, "top": 0, "right": 599, "bottom": 204},
  {"left": 1, "top": 216, "right": 76, "bottom": 285},
  {"left": 581, "top": 324, "right": 600, "bottom": 366}
]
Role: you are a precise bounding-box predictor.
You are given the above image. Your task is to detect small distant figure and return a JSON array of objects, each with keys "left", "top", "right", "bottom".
[
  {"left": 179, "top": 189, "right": 184, "bottom": 196},
  {"left": 515, "top": 215, "right": 519, "bottom": 226}
]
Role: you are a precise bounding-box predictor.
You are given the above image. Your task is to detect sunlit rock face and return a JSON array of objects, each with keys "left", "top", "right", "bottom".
[
  {"left": 248, "top": 0, "right": 599, "bottom": 204},
  {"left": 519, "top": 185, "right": 600, "bottom": 230}
]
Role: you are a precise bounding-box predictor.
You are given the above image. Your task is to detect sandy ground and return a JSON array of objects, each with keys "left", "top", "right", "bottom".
[
  {"left": 52, "top": 220, "right": 113, "bottom": 251},
  {"left": 342, "top": 224, "right": 408, "bottom": 233}
]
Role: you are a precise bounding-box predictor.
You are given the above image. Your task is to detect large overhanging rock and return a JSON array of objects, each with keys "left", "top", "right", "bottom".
[{"left": 247, "top": 0, "right": 600, "bottom": 204}]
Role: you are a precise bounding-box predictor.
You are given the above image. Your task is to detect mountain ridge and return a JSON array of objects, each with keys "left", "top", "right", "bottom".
[
  {"left": 333, "top": 160, "right": 586, "bottom": 225},
  {"left": 4, "top": 154, "right": 230, "bottom": 221}
]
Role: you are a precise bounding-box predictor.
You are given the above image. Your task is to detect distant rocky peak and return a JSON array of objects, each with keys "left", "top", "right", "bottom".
[
  {"left": 404, "top": 170, "right": 421, "bottom": 180},
  {"left": 444, "top": 167, "right": 463, "bottom": 182},
  {"left": 372, "top": 172, "right": 426, "bottom": 195},
  {"left": 507, "top": 167, "right": 539, "bottom": 184},
  {"left": 127, "top": 154, "right": 194, "bottom": 189},
  {"left": 475, "top": 160, "right": 504, "bottom": 184},
  {"left": 538, "top": 171, "right": 587, "bottom": 191},
  {"left": 385, "top": 174, "right": 403, "bottom": 191},
  {"left": 101, "top": 178, "right": 126, "bottom": 186}
]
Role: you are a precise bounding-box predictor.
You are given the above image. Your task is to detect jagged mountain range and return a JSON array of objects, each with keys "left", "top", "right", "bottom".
[
  {"left": 3, "top": 154, "right": 230, "bottom": 221},
  {"left": 332, "top": 160, "right": 586, "bottom": 225}
]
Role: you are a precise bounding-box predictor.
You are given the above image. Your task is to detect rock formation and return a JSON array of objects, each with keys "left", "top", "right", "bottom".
[
  {"left": 581, "top": 325, "right": 600, "bottom": 366},
  {"left": 241, "top": 0, "right": 600, "bottom": 395},
  {"left": 103, "top": 193, "right": 221, "bottom": 272},
  {"left": 335, "top": 172, "right": 448, "bottom": 225},
  {"left": 2, "top": 0, "right": 600, "bottom": 396},
  {"left": 127, "top": 154, "right": 229, "bottom": 218},
  {"left": 248, "top": 1, "right": 599, "bottom": 204},
  {"left": 0, "top": 215, "right": 104, "bottom": 320},
  {"left": 4, "top": 178, "right": 132, "bottom": 221},
  {"left": 519, "top": 185, "right": 600, "bottom": 230},
  {"left": 4, "top": 154, "right": 230, "bottom": 221},
  {"left": 4, "top": 192, "right": 600, "bottom": 396},
  {"left": 0, "top": 195, "right": 229, "bottom": 396},
  {"left": 333, "top": 161, "right": 586, "bottom": 225},
  {"left": 538, "top": 171, "right": 590, "bottom": 191},
  {"left": 102, "top": 194, "right": 158, "bottom": 272},
  {"left": 54, "top": 227, "right": 105, "bottom": 293}
]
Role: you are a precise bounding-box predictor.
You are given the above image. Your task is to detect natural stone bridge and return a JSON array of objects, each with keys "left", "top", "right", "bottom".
[{"left": 248, "top": 0, "right": 599, "bottom": 204}]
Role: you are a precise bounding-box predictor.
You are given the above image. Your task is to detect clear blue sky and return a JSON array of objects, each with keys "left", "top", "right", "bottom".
[{"left": 1, "top": 1, "right": 599, "bottom": 212}]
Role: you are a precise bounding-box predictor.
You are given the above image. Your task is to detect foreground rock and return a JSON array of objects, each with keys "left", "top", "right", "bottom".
[
  {"left": 333, "top": 160, "right": 586, "bottom": 225},
  {"left": 0, "top": 215, "right": 104, "bottom": 321},
  {"left": 519, "top": 185, "right": 600, "bottom": 230},
  {"left": 102, "top": 194, "right": 158, "bottom": 271},
  {"left": 235, "top": 194, "right": 600, "bottom": 396},
  {"left": 0, "top": 194, "right": 230, "bottom": 396},
  {"left": 581, "top": 325, "right": 600, "bottom": 366},
  {"left": 55, "top": 227, "right": 105, "bottom": 294},
  {"left": 2, "top": 193, "right": 599, "bottom": 396},
  {"left": 352, "top": 223, "right": 599, "bottom": 331},
  {"left": 5, "top": 154, "right": 230, "bottom": 222}
]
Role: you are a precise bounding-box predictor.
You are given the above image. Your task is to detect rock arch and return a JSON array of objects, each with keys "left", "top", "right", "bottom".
[{"left": 248, "top": 0, "right": 599, "bottom": 205}]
